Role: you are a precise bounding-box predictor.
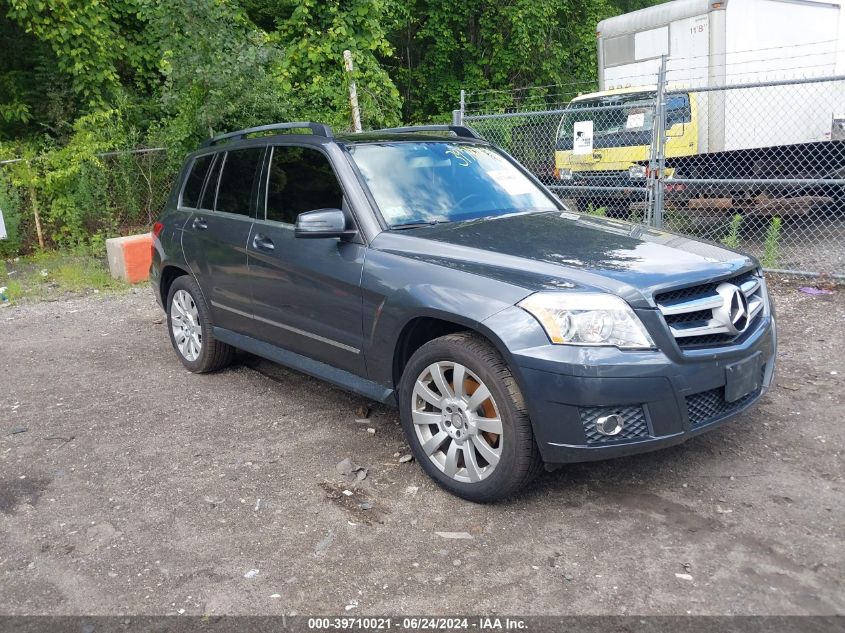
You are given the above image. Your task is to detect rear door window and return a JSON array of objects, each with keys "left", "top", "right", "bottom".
[
  {"left": 215, "top": 148, "right": 265, "bottom": 216},
  {"left": 181, "top": 154, "right": 213, "bottom": 208},
  {"left": 265, "top": 146, "right": 344, "bottom": 224}
]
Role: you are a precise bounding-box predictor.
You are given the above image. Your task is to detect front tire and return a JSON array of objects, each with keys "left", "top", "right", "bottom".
[
  {"left": 398, "top": 332, "right": 542, "bottom": 502},
  {"left": 166, "top": 276, "right": 235, "bottom": 373}
]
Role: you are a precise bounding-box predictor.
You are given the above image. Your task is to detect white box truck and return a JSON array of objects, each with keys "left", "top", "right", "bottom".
[{"left": 555, "top": 0, "right": 845, "bottom": 214}]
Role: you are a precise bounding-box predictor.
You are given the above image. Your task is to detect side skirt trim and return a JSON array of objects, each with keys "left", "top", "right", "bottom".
[{"left": 213, "top": 326, "right": 395, "bottom": 405}]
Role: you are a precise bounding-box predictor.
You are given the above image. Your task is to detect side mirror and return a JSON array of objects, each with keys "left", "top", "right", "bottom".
[{"left": 294, "top": 208, "right": 357, "bottom": 239}]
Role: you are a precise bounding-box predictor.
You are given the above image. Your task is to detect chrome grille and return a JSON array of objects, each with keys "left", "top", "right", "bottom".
[
  {"left": 579, "top": 406, "right": 650, "bottom": 444},
  {"left": 655, "top": 271, "right": 766, "bottom": 349}
]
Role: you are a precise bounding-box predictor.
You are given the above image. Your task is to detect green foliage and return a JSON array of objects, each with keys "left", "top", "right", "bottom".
[
  {"left": 51, "top": 257, "right": 119, "bottom": 292},
  {"left": 0, "top": 260, "right": 25, "bottom": 302},
  {"left": 0, "top": 25, "right": 72, "bottom": 141},
  {"left": 629, "top": 207, "right": 644, "bottom": 224},
  {"left": 272, "top": 0, "right": 402, "bottom": 130},
  {"left": 1, "top": 103, "right": 174, "bottom": 251},
  {"left": 0, "top": 174, "right": 24, "bottom": 256},
  {"left": 0, "top": 0, "right": 662, "bottom": 255},
  {"left": 762, "top": 216, "right": 783, "bottom": 268},
  {"left": 1, "top": 251, "right": 126, "bottom": 302},
  {"left": 8, "top": 109, "right": 128, "bottom": 248},
  {"left": 141, "top": 0, "right": 289, "bottom": 155},
  {"left": 586, "top": 204, "right": 607, "bottom": 217},
  {"left": 721, "top": 213, "right": 743, "bottom": 249},
  {"left": 385, "top": 0, "right": 655, "bottom": 121},
  {"left": 5, "top": 0, "right": 154, "bottom": 108}
]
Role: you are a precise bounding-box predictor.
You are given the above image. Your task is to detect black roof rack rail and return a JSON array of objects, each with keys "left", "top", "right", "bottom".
[
  {"left": 370, "top": 125, "right": 480, "bottom": 139},
  {"left": 201, "top": 122, "right": 333, "bottom": 147}
]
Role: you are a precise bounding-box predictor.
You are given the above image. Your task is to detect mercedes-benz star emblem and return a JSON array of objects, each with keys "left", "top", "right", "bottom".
[{"left": 714, "top": 283, "right": 750, "bottom": 335}]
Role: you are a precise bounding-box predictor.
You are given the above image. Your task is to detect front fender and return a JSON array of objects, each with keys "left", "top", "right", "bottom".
[{"left": 362, "top": 249, "right": 532, "bottom": 388}]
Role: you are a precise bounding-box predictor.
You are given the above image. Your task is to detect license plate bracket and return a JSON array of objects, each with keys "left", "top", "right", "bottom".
[{"left": 725, "top": 353, "right": 762, "bottom": 402}]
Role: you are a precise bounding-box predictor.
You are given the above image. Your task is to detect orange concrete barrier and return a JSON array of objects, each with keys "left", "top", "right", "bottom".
[{"left": 106, "top": 233, "right": 153, "bottom": 283}]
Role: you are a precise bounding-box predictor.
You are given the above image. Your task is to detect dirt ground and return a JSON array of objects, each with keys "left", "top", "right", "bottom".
[{"left": 0, "top": 279, "right": 842, "bottom": 616}]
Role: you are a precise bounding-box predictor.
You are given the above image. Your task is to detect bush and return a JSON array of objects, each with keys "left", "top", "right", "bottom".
[
  {"left": 762, "top": 217, "right": 783, "bottom": 268},
  {"left": 720, "top": 213, "right": 743, "bottom": 250},
  {"left": 1, "top": 131, "right": 177, "bottom": 256},
  {"left": 0, "top": 175, "right": 25, "bottom": 257}
]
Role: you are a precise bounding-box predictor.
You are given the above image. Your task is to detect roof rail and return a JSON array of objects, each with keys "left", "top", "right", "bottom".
[
  {"left": 201, "top": 122, "right": 333, "bottom": 147},
  {"left": 370, "top": 125, "right": 480, "bottom": 139}
]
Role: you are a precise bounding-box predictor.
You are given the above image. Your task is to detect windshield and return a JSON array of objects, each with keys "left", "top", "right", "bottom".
[
  {"left": 574, "top": 95, "right": 654, "bottom": 136},
  {"left": 347, "top": 142, "right": 558, "bottom": 226},
  {"left": 557, "top": 92, "right": 690, "bottom": 143}
]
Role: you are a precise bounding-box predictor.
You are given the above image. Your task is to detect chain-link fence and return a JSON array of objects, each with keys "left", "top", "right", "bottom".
[
  {"left": 460, "top": 64, "right": 845, "bottom": 276},
  {"left": 0, "top": 148, "right": 175, "bottom": 254}
]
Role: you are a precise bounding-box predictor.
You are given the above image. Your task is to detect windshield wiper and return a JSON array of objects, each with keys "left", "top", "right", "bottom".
[{"left": 389, "top": 220, "right": 451, "bottom": 230}]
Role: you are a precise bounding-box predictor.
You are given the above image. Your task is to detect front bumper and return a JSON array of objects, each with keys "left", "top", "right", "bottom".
[
  {"left": 150, "top": 255, "right": 164, "bottom": 309},
  {"left": 564, "top": 171, "right": 648, "bottom": 194},
  {"left": 485, "top": 308, "right": 777, "bottom": 465}
]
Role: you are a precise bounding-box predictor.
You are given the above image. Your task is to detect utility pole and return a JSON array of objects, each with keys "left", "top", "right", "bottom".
[
  {"left": 453, "top": 90, "right": 465, "bottom": 125},
  {"left": 343, "top": 50, "right": 362, "bottom": 133}
]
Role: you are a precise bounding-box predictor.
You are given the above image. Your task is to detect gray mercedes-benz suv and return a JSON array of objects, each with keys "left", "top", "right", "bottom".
[{"left": 151, "top": 122, "right": 776, "bottom": 502}]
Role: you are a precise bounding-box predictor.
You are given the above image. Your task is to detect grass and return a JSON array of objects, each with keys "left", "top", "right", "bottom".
[
  {"left": 762, "top": 216, "right": 783, "bottom": 268},
  {"left": 1, "top": 250, "right": 130, "bottom": 304},
  {"left": 720, "top": 213, "right": 743, "bottom": 250}
]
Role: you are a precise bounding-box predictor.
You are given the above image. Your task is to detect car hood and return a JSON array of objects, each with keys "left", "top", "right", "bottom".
[{"left": 371, "top": 211, "right": 754, "bottom": 307}]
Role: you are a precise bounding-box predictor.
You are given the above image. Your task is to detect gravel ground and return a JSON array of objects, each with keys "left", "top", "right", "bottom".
[{"left": 0, "top": 280, "right": 842, "bottom": 616}]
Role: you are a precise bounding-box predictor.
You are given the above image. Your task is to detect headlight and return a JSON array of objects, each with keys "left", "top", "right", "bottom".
[
  {"left": 519, "top": 292, "right": 655, "bottom": 349},
  {"left": 557, "top": 168, "right": 573, "bottom": 180},
  {"left": 628, "top": 165, "right": 647, "bottom": 179}
]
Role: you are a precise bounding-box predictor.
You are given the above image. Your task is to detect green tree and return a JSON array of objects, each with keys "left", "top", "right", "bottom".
[
  {"left": 269, "top": 0, "right": 402, "bottom": 129},
  {"left": 139, "top": 0, "right": 288, "bottom": 156},
  {"left": 0, "top": 0, "right": 664, "bottom": 255},
  {"left": 5, "top": 0, "right": 153, "bottom": 108},
  {"left": 0, "top": 9, "right": 80, "bottom": 141},
  {"left": 385, "top": 0, "right": 658, "bottom": 122}
]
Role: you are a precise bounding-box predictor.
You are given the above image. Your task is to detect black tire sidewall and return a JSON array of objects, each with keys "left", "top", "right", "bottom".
[
  {"left": 165, "top": 276, "right": 215, "bottom": 372},
  {"left": 398, "top": 337, "right": 529, "bottom": 502}
]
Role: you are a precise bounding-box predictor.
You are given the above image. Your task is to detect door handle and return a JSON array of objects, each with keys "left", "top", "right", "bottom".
[
  {"left": 253, "top": 233, "right": 275, "bottom": 251},
  {"left": 192, "top": 217, "right": 208, "bottom": 231}
]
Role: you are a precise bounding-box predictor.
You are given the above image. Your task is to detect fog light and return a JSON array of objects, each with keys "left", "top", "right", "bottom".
[{"left": 595, "top": 413, "right": 624, "bottom": 436}]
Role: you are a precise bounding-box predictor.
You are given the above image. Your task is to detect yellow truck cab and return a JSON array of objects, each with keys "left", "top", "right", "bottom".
[{"left": 554, "top": 86, "right": 698, "bottom": 212}]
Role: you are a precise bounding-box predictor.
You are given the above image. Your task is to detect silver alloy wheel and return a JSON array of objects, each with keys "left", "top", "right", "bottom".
[
  {"left": 170, "top": 289, "right": 202, "bottom": 362},
  {"left": 411, "top": 361, "right": 503, "bottom": 483}
]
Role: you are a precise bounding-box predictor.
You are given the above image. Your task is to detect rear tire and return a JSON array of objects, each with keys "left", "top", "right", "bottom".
[
  {"left": 398, "top": 332, "right": 542, "bottom": 502},
  {"left": 166, "top": 275, "right": 235, "bottom": 373}
]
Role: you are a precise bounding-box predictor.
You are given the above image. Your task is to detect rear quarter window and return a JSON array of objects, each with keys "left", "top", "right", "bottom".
[
  {"left": 181, "top": 154, "right": 213, "bottom": 208},
  {"left": 199, "top": 154, "right": 224, "bottom": 210}
]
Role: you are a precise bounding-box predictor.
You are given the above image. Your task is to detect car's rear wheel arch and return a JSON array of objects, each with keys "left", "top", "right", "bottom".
[
  {"left": 160, "top": 265, "right": 190, "bottom": 306},
  {"left": 165, "top": 275, "right": 235, "bottom": 373}
]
